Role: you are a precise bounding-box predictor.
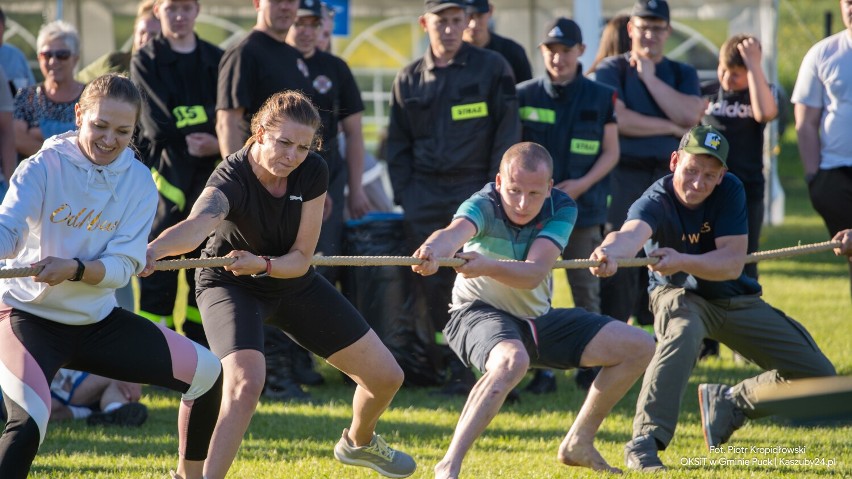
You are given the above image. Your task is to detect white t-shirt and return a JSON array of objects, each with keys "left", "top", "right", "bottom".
[{"left": 791, "top": 30, "right": 852, "bottom": 169}]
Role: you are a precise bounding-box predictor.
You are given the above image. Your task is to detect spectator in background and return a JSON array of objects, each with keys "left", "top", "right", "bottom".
[
  {"left": 49, "top": 369, "right": 148, "bottom": 427},
  {"left": 0, "top": 67, "right": 15, "bottom": 196},
  {"left": 792, "top": 0, "right": 852, "bottom": 302},
  {"left": 216, "top": 0, "right": 317, "bottom": 401},
  {"left": 586, "top": 14, "right": 630, "bottom": 76},
  {"left": 0, "top": 8, "right": 36, "bottom": 95},
  {"left": 702, "top": 34, "right": 777, "bottom": 280},
  {"left": 131, "top": 0, "right": 223, "bottom": 347},
  {"left": 13, "top": 20, "right": 85, "bottom": 158},
  {"left": 387, "top": 0, "right": 520, "bottom": 395},
  {"left": 463, "top": 0, "right": 532, "bottom": 83},
  {"left": 76, "top": 0, "right": 161, "bottom": 84},
  {"left": 516, "top": 17, "right": 619, "bottom": 393},
  {"left": 593, "top": 0, "right": 704, "bottom": 327},
  {"left": 317, "top": 1, "right": 335, "bottom": 52}
]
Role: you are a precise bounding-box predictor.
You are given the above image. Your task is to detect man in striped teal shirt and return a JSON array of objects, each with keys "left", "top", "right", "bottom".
[{"left": 413, "top": 142, "right": 654, "bottom": 478}]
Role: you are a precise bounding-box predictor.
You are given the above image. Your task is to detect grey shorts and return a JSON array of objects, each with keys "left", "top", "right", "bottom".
[{"left": 444, "top": 300, "right": 613, "bottom": 373}]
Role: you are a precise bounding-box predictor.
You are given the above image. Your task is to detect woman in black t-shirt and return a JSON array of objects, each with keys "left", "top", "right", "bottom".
[{"left": 141, "top": 91, "right": 415, "bottom": 479}]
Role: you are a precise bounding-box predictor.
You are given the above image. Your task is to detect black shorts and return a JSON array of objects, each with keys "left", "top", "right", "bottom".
[
  {"left": 444, "top": 300, "right": 612, "bottom": 373},
  {"left": 196, "top": 274, "right": 370, "bottom": 359}
]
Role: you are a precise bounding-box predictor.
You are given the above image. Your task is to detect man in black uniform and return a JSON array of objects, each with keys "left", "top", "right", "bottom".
[
  {"left": 463, "top": 0, "right": 532, "bottom": 83},
  {"left": 387, "top": 0, "right": 520, "bottom": 393},
  {"left": 131, "top": 0, "right": 223, "bottom": 346},
  {"left": 216, "top": 0, "right": 315, "bottom": 402}
]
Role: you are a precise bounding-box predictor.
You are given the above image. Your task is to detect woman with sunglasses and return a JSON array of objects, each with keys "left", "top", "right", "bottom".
[{"left": 13, "top": 20, "right": 85, "bottom": 158}]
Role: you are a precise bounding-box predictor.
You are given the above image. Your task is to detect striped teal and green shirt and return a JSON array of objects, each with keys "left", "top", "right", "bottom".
[{"left": 451, "top": 183, "right": 577, "bottom": 318}]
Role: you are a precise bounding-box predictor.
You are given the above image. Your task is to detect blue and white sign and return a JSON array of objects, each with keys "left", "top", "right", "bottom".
[{"left": 324, "top": 0, "right": 350, "bottom": 37}]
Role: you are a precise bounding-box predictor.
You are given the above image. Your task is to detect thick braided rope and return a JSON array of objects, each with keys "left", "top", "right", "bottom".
[{"left": 0, "top": 240, "right": 841, "bottom": 279}]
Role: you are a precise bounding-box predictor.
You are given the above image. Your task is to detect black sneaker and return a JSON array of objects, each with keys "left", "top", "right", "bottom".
[
  {"left": 525, "top": 369, "right": 556, "bottom": 394},
  {"left": 87, "top": 403, "right": 148, "bottom": 427},
  {"left": 574, "top": 367, "right": 600, "bottom": 391},
  {"left": 624, "top": 434, "right": 666, "bottom": 471},
  {"left": 292, "top": 349, "right": 325, "bottom": 386},
  {"left": 263, "top": 377, "right": 313, "bottom": 403},
  {"left": 698, "top": 383, "right": 746, "bottom": 449}
]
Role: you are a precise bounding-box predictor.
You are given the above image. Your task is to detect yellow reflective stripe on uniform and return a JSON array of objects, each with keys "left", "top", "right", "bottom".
[
  {"left": 138, "top": 309, "right": 175, "bottom": 328},
  {"left": 173, "top": 105, "right": 209, "bottom": 129},
  {"left": 570, "top": 138, "right": 601, "bottom": 155},
  {"left": 519, "top": 106, "right": 556, "bottom": 124},
  {"left": 151, "top": 168, "right": 187, "bottom": 212},
  {"left": 451, "top": 102, "right": 488, "bottom": 120},
  {"left": 184, "top": 305, "right": 203, "bottom": 324}
]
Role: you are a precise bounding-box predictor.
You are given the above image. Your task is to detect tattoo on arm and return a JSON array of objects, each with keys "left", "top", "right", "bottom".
[{"left": 191, "top": 188, "right": 230, "bottom": 220}]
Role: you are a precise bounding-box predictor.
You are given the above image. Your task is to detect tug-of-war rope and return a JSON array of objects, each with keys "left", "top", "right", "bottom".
[{"left": 0, "top": 240, "right": 842, "bottom": 279}]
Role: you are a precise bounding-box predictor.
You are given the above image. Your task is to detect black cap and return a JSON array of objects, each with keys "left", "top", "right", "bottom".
[
  {"left": 297, "top": 0, "right": 322, "bottom": 18},
  {"left": 541, "top": 17, "right": 583, "bottom": 48},
  {"left": 466, "top": 0, "right": 489, "bottom": 14},
  {"left": 631, "top": 0, "right": 670, "bottom": 22},
  {"left": 424, "top": 0, "right": 467, "bottom": 14}
]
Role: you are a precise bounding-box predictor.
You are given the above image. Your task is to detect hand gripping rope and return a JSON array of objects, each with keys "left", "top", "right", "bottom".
[{"left": 0, "top": 240, "right": 841, "bottom": 279}]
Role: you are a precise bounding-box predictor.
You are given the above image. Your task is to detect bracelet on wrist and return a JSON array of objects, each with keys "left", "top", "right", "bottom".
[
  {"left": 69, "top": 258, "right": 85, "bottom": 282},
  {"left": 251, "top": 256, "right": 272, "bottom": 278}
]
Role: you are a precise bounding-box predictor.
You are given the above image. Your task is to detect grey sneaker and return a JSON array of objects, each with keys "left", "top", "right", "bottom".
[
  {"left": 333, "top": 428, "right": 416, "bottom": 478},
  {"left": 698, "top": 383, "right": 746, "bottom": 450},
  {"left": 624, "top": 434, "right": 666, "bottom": 471}
]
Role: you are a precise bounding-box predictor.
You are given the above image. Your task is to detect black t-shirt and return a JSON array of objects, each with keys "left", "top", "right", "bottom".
[
  {"left": 627, "top": 174, "right": 762, "bottom": 299},
  {"left": 701, "top": 82, "right": 775, "bottom": 185},
  {"left": 197, "top": 148, "right": 329, "bottom": 293},
  {"left": 486, "top": 32, "right": 532, "bottom": 83},
  {"left": 217, "top": 30, "right": 315, "bottom": 139},
  {"left": 302, "top": 50, "right": 365, "bottom": 171}
]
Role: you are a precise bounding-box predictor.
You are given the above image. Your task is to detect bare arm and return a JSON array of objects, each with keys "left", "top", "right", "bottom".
[
  {"left": 216, "top": 108, "right": 247, "bottom": 158},
  {"left": 0, "top": 111, "right": 16, "bottom": 180},
  {"left": 648, "top": 234, "right": 747, "bottom": 281},
  {"left": 614, "top": 99, "right": 686, "bottom": 138},
  {"left": 740, "top": 39, "right": 778, "bottom": 123},
  {"left": 555, "top": 123, "right": 619, "bottom": 199},
  {"left": 412, "top": 217, "right": 476, "bottom": 276},
  {"left": 794, "top": 103, "right": 822, "bottom": 178},
  {"left": 590, "top": 219, "right": 653, "bottom": 277},
  {"left": 142, "top": 187, "right": 229, "bottom": 274},
  {"left": 634, "top": 56, "right": 705, "bottom": 127},
  {"left": 455, "top": 238, "right": 562, "bottom": 290},
  {"left": 13, "top": 118, "right": 43, "bottom": 158},
  {"left": 341, "top": 113, "right": 373, "bottom": 219}
]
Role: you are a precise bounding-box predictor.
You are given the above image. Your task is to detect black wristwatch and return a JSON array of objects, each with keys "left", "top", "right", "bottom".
[{"left": 69, "top": 258, "right": 86, "bottom": 282}]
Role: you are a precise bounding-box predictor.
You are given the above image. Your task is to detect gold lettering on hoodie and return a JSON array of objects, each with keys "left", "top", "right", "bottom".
[{"left": 50, "top": 204, "right": 119, "bottom": 232}]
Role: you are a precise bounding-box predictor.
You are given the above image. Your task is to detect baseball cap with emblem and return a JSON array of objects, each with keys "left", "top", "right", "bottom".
[
  {"left": 678, "top": 125, "right": 729, "bottom": 167},
  {"left": 631, "top": 0, "right": 670, "bottom": 23},
  {"left": 297, "top": 0, "right": 322, "bottom": 18},
  {"left": 541, "top": 17, "right": 583, "bottom": 48},
  {"left": 424, "top": 0, "right": 468, "bottom": 14}
]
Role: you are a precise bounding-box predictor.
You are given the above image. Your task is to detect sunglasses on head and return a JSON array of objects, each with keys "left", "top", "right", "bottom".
[{"left": 38, "top": 49, "right": 72, "bottom": 61}]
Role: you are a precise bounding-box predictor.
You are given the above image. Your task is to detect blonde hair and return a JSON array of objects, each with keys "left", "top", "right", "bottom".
[
  {"left": 78, "top": 73, "right": 143, "bottom": 124},
  {"left": 500, "top": 142, "right": 553, "bottom": 177}
]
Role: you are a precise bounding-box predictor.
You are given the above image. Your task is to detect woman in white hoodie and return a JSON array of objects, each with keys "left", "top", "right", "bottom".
[{"left": 0, "top": 74, "right": 222, "bottom": 479}]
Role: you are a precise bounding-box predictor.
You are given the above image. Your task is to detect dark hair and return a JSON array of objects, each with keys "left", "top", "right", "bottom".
[
  {"left": 78, "top": 73, "right": 144, "bottom": 124},
  {"left": 500, "top": 142, "right": 553, "bottom": 177},
  {"left": 247, "top": 90, "right": 322, "bottom": 150},
  {"left": 587, "top": 14, "right": 630, "bottom": 75},
  {"left": 720, "top": 34, "right": 755, "bottom": 69},
  {"left": 0, "top": 8, "right": 6, "bottom": 27}
]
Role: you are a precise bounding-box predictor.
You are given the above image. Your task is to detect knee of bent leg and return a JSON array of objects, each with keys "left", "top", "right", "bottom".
[
  {"left": 370, "top": 361, "right": 404, "bottom": 394},
  {"left": 184, "top": 344, "right": 223, "bottom": 401},
  {"left": 486, "top": 342, "right": 530, "bottom": 382}
]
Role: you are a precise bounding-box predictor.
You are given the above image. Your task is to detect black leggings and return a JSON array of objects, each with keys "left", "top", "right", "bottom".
[{"left": 0, "top": 307, "right": 222, "bottom": 478}]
